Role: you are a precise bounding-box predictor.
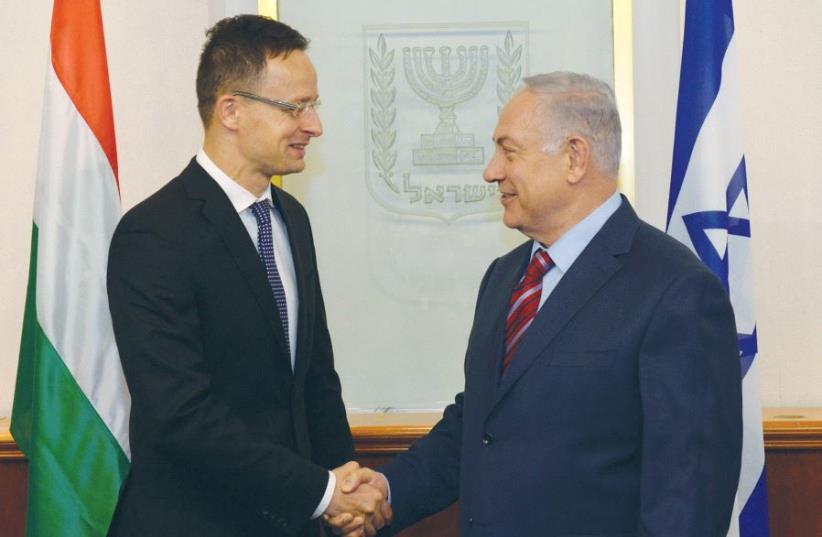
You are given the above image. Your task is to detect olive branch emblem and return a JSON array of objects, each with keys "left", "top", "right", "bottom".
[
  {"left": 369, "top": 34, "right": 398, "bottom": 193},
  {"left": 496, "top": 31, "right": 522, "bottom": 114}
]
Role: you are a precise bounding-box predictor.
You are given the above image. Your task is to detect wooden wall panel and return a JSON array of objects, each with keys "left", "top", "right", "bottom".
[
  {"left": 765, "top": 450, "right": 822, "bottom": 537},
  {"left": 0, "top": 418, "right": 26, "bottom": 537},
  {"left": 2, "top": 410, "right": 820, "bottom": 537},
  {"left": 762, "top": 408, "right": 822, "bottom": 537}
]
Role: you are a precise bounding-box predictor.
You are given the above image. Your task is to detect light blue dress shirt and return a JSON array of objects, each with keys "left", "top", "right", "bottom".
[{"left": 531, "top": 191, "right": 622, "bottom": 309}]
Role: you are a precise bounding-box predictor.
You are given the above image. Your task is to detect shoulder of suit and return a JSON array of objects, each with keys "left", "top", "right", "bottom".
[
  {"left": 115, "top": 167, "right": 197, "bottom": 239},
  {"left": 272, "top": 184, "right": 309, "bottom": 217},
  {"left": 629, "top": 219, "right": 719, "bottom": 281},
  {"left": 497, "top": 240, "right": 533, "bottom": 265},
  {"left": 121, "top": 175, "right": 184, "bottom": 218}
]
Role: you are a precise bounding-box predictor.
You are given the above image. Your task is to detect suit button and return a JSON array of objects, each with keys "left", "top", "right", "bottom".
[
  {"left": 468, "top": 517, "right": 474, "bottom": 526},
  {"left": 482, "top": 433, "right": 495, "bottom": 445}
]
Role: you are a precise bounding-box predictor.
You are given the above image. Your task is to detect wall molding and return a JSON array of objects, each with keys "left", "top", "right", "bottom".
[
  {"left": 762, "top": 408, "right": 822, "bottom": 450},
  {"left": 3, "top": 409, "right": 821, "bottom": 460},
  {"left": 0, "top": 418, "right": 23, "bottom": 460}
]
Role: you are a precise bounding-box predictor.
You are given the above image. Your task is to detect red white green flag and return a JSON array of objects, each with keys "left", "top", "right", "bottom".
[{"left": 11, "top": 0, "right": 130, "bottom": 535}]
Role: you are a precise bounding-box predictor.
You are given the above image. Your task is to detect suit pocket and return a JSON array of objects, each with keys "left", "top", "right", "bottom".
[{"left": 550, "top": 349, "right": 615, "bottom": 367}]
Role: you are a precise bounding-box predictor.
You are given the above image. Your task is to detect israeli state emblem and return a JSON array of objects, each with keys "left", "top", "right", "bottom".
[{"left": 364, "top": 23, "right": 529, "bottom": 222}]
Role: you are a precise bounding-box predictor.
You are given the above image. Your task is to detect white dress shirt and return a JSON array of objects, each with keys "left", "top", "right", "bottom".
[
  {"left": 196, "top": 150, "right": 299, "bottom": 366},
  {"left": 195, "top": 149, "right": 335, "bottom": 519}
]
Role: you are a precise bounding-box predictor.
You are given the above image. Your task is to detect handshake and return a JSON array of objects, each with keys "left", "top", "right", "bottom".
[{"left": 323, "top": 461, "right": 392, "bottom": 537}]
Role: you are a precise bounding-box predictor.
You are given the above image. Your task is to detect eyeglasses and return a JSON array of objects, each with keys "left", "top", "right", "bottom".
[{"left": 232, "top": 90, "right": 321, "bottom": 118}]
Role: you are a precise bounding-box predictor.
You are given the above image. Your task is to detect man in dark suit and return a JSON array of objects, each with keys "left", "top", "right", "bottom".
[
  {"left": 331, "top": 72, "right": 742, "bottom": 537},
  {"left": 106, "top": 15, "right": 388, "bottom": 537}
]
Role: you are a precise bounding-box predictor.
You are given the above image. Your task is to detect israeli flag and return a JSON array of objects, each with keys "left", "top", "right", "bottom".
[{"left": 666, "top": 1, "right": 769, "bottom": 536}]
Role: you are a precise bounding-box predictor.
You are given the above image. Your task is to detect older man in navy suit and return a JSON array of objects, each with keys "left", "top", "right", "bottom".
[{"left": 330, "top": 72, "right": 742, "bottom": 537}]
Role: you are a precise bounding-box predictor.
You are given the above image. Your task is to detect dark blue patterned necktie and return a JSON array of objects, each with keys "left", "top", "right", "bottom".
[{"left": 250, "top": 200, "right": 290, "bottom": 353}]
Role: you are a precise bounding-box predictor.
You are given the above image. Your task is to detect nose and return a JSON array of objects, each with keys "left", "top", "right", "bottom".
[
  {"left": 483, "top": 150, "right": 502, "bottom": 183},
  {"left": 301, "top": 107, "right": 323, "bottom": 138}
]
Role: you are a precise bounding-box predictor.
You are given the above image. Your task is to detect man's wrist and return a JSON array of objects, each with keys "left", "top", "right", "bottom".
[{"left": 311, "top": 470, "right": 336, "bottom": 519}]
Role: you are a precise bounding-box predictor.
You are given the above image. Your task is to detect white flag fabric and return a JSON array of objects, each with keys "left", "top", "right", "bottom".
[{"left": 667, "top": 1, "right": 769, "bottom": 536}]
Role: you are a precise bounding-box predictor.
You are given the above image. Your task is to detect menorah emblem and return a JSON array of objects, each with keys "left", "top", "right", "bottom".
[{"left": 403, "top": 45, "right": 489, "bottom": 166}]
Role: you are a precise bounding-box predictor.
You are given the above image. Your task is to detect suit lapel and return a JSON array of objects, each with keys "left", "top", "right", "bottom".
[
  {"left": 482, "top": 245, "right": 531, "bottom": 385},
  {"left": 492, "top": 197, "right": 639, "bottom": 407},
  {"left": 469, "top": 244, "right": 531, "bottom": 418},
  {"left": 272, "top": 187, "right": 312, "bottom": 385},
  {"left": 180, "top": 160, "right": 291, "bottom": 362}
]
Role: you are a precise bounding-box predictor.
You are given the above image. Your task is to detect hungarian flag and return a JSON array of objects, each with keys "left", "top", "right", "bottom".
[{"left": 11, "top": 0, "right": 130, "bottom": 535}]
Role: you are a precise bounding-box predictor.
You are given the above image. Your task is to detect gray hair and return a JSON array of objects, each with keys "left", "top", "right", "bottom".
[{"left": 522, "top": 72, "right": 622, "bottom": 177}]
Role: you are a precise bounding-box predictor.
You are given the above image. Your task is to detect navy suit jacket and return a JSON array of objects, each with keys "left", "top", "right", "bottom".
[
  {"left": 382, "top": 198, "right": 742, "bottom": 537},
  {"left": 107, "top": 160, "right": 353, "bottom": 537}
]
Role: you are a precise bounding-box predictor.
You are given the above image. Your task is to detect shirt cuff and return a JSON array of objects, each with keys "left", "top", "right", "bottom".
[
  {"left": 380, "top": 472, "right": 392, "bottom": 505},
  {"left": 311, "top": 470, "right": 336, "bottom": 519}
]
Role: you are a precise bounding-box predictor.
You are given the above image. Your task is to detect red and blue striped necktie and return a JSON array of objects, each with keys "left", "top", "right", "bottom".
[{"left": 503, "top": 249, "right": 553, "bottom": 374}]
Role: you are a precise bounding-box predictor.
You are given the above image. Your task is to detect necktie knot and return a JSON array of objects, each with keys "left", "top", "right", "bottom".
[
  {"left": 522, "top": 249, "right": 553, "bottom": 285},
  {"left": 250, "top": 200, "right": 271, "bottom": 226}
]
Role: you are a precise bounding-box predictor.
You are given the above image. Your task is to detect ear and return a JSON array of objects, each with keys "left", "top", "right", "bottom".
[
  {"left": 566, "top": 136, "right": 591, "bottom": 184},
  {"left": 213, "top": 94, "right": 241, "bottom": 132}
]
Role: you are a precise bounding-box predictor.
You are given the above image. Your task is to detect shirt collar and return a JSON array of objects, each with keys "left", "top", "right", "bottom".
[
  {"left": 196, "top": 149, "right": 273, "bottom": 213},
  {"left": 531, "top": 191, "right": 622, "bottom": 272}
]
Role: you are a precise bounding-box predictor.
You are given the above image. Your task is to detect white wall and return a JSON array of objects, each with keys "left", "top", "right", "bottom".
[
  {"left": 0, "top": 1, "right": 50, "bottom": 421},
  {"left": 734, "top": 1, "right": 822, "bottom": 405},
  {"left": 1, "top": 0, "right": 820, "bottom": 418},
  {"left": 632, "top": 0, "right": 680, "bottom": 227},
  {"left": 0, "top": 0, "right": 207, "bottom": 417}
]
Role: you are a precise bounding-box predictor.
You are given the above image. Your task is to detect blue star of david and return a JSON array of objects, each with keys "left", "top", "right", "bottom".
[{"left": 680, "top": 157, "right": 757, "bottom": 377}]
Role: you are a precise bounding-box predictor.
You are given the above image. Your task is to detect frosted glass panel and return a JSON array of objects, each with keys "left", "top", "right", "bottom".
[{"left": 279, "top": 0, "right": 615, "bottom": 410}]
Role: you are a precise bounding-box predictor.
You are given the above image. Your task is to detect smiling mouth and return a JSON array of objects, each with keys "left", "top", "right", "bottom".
[
  {"left": 289, "top": 143, "right": 308, "bottom": 156},
  {"left": 499, "top": 192, "right": 516, "bottom": 203}
]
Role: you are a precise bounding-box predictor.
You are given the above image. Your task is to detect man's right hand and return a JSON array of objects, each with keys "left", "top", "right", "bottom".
[{"left": 324, "top": 462, "right": 392, "bottom": 537}]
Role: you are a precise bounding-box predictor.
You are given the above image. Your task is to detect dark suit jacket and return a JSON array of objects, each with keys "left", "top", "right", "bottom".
[
  {"left": 106, "top": 159, "right": 353, "bottom": 537},
  {"left": 382, "top": 198, "right": 742, "bottom": 537}
]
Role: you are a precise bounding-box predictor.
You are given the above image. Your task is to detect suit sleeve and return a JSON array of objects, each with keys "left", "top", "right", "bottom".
[
  {"left": 379, "top": 393, "right": 464, "bottom": 533},
  {"left": 379, "top": 258, "right": 499, "bottom": 533},
  {"left": 107, "top": 216, "right": 329, "bottom": 535},
  {"left": 637, "top": 269, "right": 742, "bottom": 537}
]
